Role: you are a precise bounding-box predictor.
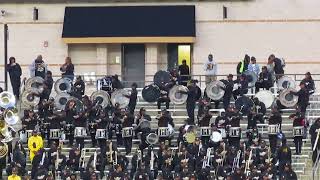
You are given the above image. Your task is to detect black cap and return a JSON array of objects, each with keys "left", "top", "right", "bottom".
[{"left": 227, "top": 74, "right": 233, "bottom": 78}]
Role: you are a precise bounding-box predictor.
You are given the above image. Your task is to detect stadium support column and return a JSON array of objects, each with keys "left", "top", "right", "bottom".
[
  {"left": 4, "top": 24, "right": 8, "bottom": 91},
  {"left": 145, "top": 44, "right": 160, "bottom": 83}
]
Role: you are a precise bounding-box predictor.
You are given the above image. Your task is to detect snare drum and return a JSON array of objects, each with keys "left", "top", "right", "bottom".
[
  {"left": 293, "top": 126, "right": 304, "bottom": 137},
  {"left": 122, "top": 127, "right": 133, "bottom": 138},
  {"left": 200, "top": 127, "right": 212, "bottom": 137},
  {"left": 268, "top": 124, "right": 280, "bottom": 135},
  {"left": 229, "top": 127, "right": 241, "bottom": 137},
  {"left": 95, "top": 129, "right": 107, "bottom": 139},
  {"left": 49, "top": 129, "right": 61, "bottom": 139},
  {"left": 74, "top": 127, "right": 87, "bottom": 138},
  {"left": 218, "top": 128, "right": 226, "bottom": 138},
  {"left": 158, "top": 127, "right": 170, "bottom": 137}
]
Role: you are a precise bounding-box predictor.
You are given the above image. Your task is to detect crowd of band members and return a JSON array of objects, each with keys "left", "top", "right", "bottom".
[{"left": 0, "top": 53, "right": 317, "bottom": 180}]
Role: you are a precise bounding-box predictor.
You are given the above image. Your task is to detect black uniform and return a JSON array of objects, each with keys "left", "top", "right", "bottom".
[
  {"left": 221, "top": 79, "right": 234, "bottom": 110},
  {"left": 61, "top": 63, "right": 74, "bottom": 81},
  {"left": 72, "top": 78, "right": 85, "bottom": 99},
  {"left": 157, "top": 83, "right": 170, "bottom": 110},
  {"left": 247, "top": 100, "right": 266, "bottom": 129},
  {"left": 273, "top": 58, "right": 284, "bottom": 79},
  {"left": 268, "top": 111, "right": 282, "bottom": 153},
  {"left": 277, "top": 140, "right": 292, "bottom": 175},
  {"left": 65, "top": 107, "right": 76, "bottom": 146},
  {"left": 233, "top": 78, "right": 249, "bottom": 100},
  {"left": 301, "top": 77, "right": 315, "bottom": 95},
  {"left": 255, "top": 71, "right": 273, "bottom": 92},
  {"left": 87, "top": 153, "right": 106, "bottom": 179},
  {"left": 7, "top": 62, "right": 22, "bottom": 99},
  {"left": 184, "top": 84, "right": 199, "bottom": 123},
  {"left": 199, "top": 112, "right": 212, "bottom": 146},
  {"left": 123, "top": 113, "right": 135, "bottom": 154},
  {"left": 127, "top": 88, "right": 138, "bottom": 114},
  {"left": 74, "top": 113, "right": 87, "bottom": 150},
  {"left": 43, "top": 75, "right": 54, "bottom": 100},
  {"left": 34, "top": 59, "right": 46, "bottom": 79},
  {"left": 109, "top": 113, "right": 123, "bottom": 146},
  {"left": 178, "top": 64, "right": 190, "bottom": 86},
  {"left": 227, "top": 113, "right": 241, "bottom": 149},
  {"left": 158, "top": 114, "right": 175, "bottom": 144},
  {"left": 293, "top": 116, "right": 304, "bottom": 154},
  {"left": 291, "top": 87, "right": 309, "bottom": 116},
  {"left": 67, "top": 148, "right": 81, "bottom": 171}
]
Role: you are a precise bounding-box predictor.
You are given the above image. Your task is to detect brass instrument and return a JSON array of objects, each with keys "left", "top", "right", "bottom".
[
  {"left": 0, "top": 120, "right": 13, "bottom": 143},
  {"left": 0, "top": 142, "right": 8, "bottom": 158},
  {"left": 205, "top": 81, "right": 225, "bottom": 100},
  {"left": 136, "top": 150, "right": 141, "bottom": 170},
  {"left": 313, "top": 129, "right": 320, "bottom": 151},
  {"left": 267, "top": 145, "right": 271, "bottom": 163},
  {"left": 245, "top": 149, "right": 253, "bottom": 176},
  {"left": 40, "top": 151, "right": 45, "bottom": 166},
  {"left": 4, "top": 107, "right": 19, "bottom": 125},
  {"left": 0, "top": 91, "right": 16, "bottom": 109},
  {"left": 202, "top": 148, "right": 212, "bottom": 168},
  {"left": 93, "top": 150, "right": 97, "bottom": 171},
  {"left": 25, "top": 77, "right": 44, "bottom": 94}
]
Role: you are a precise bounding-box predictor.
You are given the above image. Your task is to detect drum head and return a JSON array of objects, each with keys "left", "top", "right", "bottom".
[
  {"left": 211, "top": 131, "right": 222, "bottom": 143},
  {"left": 142, "top": 84, "right": 161, "bottom": 102},
  {"left": 154, "top": 70, "right": 171, "bottom": 87},
  {"left": 235, "top": 96, "right": 254, "bottom": 115},
  {"left": 254, "top": 90, "right": 274, "bottom": 108}
]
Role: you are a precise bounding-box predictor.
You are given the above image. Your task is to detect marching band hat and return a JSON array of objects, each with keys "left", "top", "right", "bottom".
[
  {"left": 227, "top": 74, "right": 233, "bottom": 78},
  {"left": 306, "top": 72, "right": 311, "bottom": 76}
]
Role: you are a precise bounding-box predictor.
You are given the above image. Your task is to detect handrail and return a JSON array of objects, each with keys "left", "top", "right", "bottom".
[{"left": 312, "top": 150, "right": 320, "bottom": 180}]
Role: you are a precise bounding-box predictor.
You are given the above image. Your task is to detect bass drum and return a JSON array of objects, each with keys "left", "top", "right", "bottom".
[
  {"left": 154, "top": 70, "right": 171, "bottom": 87},
  {"left": 205, "top": 80, "right": 225, "bottom": 100},
  {"left": 277, "top": 76, "right": 296, "bottom": 90},
  {"left": 235, "top": 96, "right": 254, "bottom": 115},
  {"left": 169, "top": 85, "right": 188, "bottom": 105},
  {"left": 254, "top": 90, "right": 274, "bottom": 108},
  {"left": 279, "top": 88, "right": 298, "bottom": 107},
  {"left": 142, "top": 84, "right": 161, "bottom": 103},
  {"left": 111, "top": 89, "right": 130, "bottom": 109}
]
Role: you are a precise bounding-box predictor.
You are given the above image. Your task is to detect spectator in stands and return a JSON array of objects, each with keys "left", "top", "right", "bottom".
[
  {"left": 60, "top": 56, "right": 75, "bottom": 81},
  {"left": 204, "top": 54, "right": 217, "bottom": 83},
  {"left": 247, "top": 56, "right": 260, "bottom": 76},
  {"left": 236, "top": 54, "right": 250, "bottom": 75},
  {"left": 268, "top": 54, "right": 284, "bottom": 80},
  {"left": 290, "top": 82, "right": 309, "bottom": 116},
  {"left": 178, "top": 59, "right": 190, "bottom": 86},
  {"left": 301, "top": 72, "right": 315, "bottom": 95},
  {"left": 255, "top": 66, "right": 273, "bottom": 92},
  {"left": 7, "top": 57, "right": 22, "bottom": 99},
  {"left": 29, "top": 55, "right": 48, "bottom": 79}
]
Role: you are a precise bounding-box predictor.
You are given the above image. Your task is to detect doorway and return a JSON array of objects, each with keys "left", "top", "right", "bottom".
[
  {"left": 122, "top": 44, "right": 145, "bottom": 87},
  {"left": 167, "top": 44, "right": 191, "bottom": 71}
]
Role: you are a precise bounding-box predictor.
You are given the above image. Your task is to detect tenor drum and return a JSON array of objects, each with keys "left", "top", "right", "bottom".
[
  {"left": 229, "top": 127, "right": 241, "bottom": 138},
  {"left": 268, "top": 125, "right": 280, "bottom": 135},
  {"left": 122, "top": 127, "right": 133, "bottom": 137},
  {"left": 74, "top": 127, "right": 87, "bottom": 138},
  {"left": 49, "top": 129, "right": 61, "bottom": 139},
  {"left": 200, "top": 127, "right": 212, "bottom": 137},
  {"left": 95, "top": 129, "right": 107, "bottom": 139},
  {"left": 210, "top": 131, "right": 222, "bottom": 143},
  {"left": 158, "top": 127, "right": 170, "bottom": 137},
  {"left": 218, "top": 128, "right": 226, "bottom": 138},
  {"left": 293, "top": 126, "right": 304, "bottom": 137}
]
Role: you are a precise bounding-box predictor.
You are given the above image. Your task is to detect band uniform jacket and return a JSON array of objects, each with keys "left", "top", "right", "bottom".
[
  {"left": 301, "top": 78, "right": 315, "bottom": 94},
  {"left": 291, "top": 87, "right": 310, "bottom": 106},
  {"left": 28, "top": 135, "right": 44, "bottom": 161},
  {"left": 22, "top": 116, "right": 38, "bottom": 130},
  {"left": 258, "top": 71, "right": 273, "bottom": 85},
  {"left": 158, "top": 115, "right": 174, "bottom": 128},
  {"left": 199, "top": 113, "right": 212, "bottom": 127},
  {"left": 221, "top": 79, "right": 234, "bottom": 98},
  {"left": 112, "top": 116, "right": 123, "bottom": 135},
  {"left": 269, "top": 112, "right": 282, "bottom": 125}
]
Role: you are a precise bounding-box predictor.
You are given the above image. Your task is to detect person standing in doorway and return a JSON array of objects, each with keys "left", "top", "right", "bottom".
[
  {"left": 7, "top": 57, "right": 22, "bottom": 99},
  {"left": 178, "top": 59, "right": 190, "bottom": 86},
  {"left": 204, "top": 54, "right": 217, "bottom": 84}
]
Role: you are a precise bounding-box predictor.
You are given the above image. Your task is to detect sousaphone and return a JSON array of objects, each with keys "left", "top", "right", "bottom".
[
  {"left": 279, "top": 88, "right": 298, "bottom": 107},
  {"left": 277, "top": 76, "right": 295, "bottom": 90},
  {"left": 90, "top": 90, "right": 110, "bottom": 108},
  {"left": 111, "top": 89, "right": 130, "bottom": 109},
  {"left": 244, "top": 71, "right": 258, "bottom": 88},
  {"left": 54, "top": 92, "right": 71, "bottom": 110},
  {"left": 169, "top": 85, "right": 188, "bottom": 105},
  {"left": 0, "top": 91, "right": 16, "bottom": 109},
  {"left": 142, "top": 84, "right": 161, "bottom": 103},
  {"left": 21, "top": 89, "right": 40, "bottom": 107},
  {"left": 254, "top": 90, "right": 274, "bottom": 108},
  {"left": 54, "top": 77, "right": 73, "bottom": 94},
  {"left": 25, "top": 77, "right": 44, "bottom": 93},
  {"left": 205, "top": 81, "right": 225, "bottom": 100}
]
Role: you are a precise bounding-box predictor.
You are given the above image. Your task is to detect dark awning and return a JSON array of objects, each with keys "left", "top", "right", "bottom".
[{"left": 62, "top": 6, "right": 196, "bottom": 43}]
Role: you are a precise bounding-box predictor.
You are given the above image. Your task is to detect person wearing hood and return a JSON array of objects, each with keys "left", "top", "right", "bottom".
[
  {"left": 29, "top": 55, "right": 48, "bottom": 79},
  {"left": 204, "top": 54, "right": 217, "bottom": 84},
  {"left": 236, "top": 54, "right": 250, "bottom": 75}
]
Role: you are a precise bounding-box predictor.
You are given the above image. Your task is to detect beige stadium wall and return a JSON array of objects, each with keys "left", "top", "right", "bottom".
[{"left": 0, "top": 0, "right": 320, "bottom": 91}]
